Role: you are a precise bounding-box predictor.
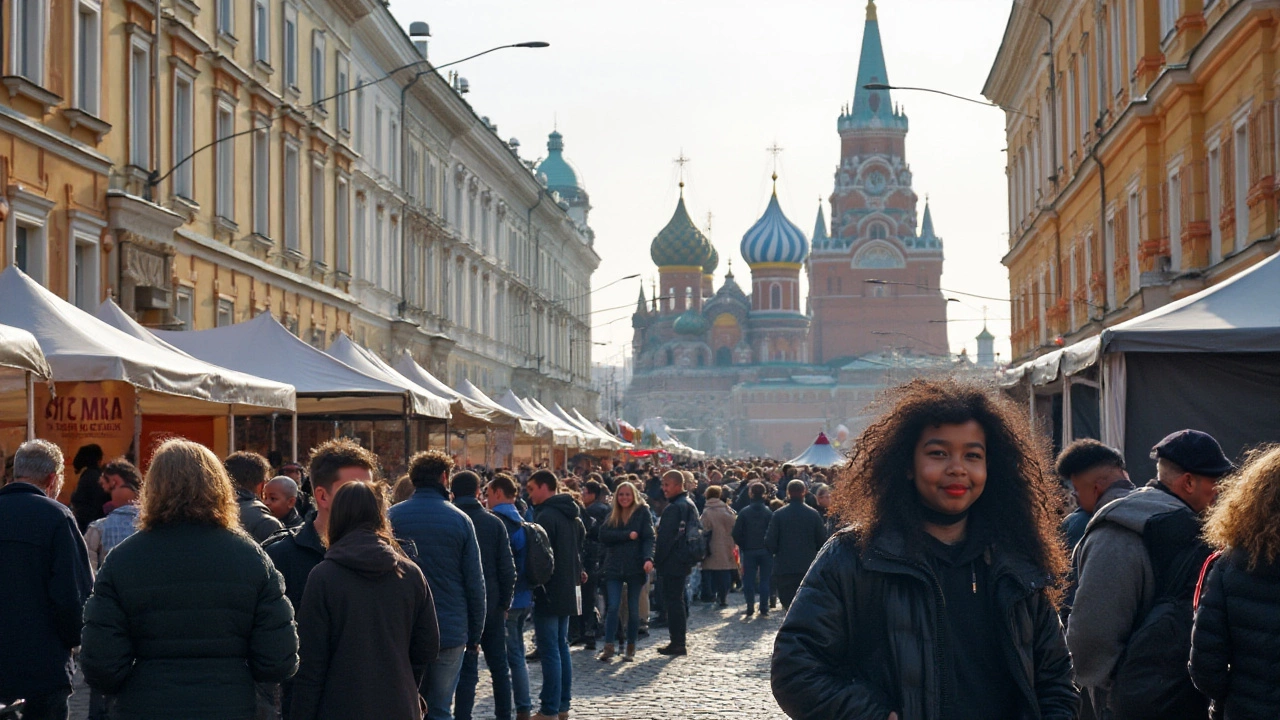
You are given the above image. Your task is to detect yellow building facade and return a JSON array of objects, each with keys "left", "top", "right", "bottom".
[{"left": 986, "top": 0, "right": 1280, "bottom": 362}]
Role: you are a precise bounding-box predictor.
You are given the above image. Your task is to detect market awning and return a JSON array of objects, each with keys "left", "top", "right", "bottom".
[
  {"left": 0, "top": 267, "right": 294, "bottom": 414},
  {"left": 389, "top": 351, "right": 511, "bottom": 429},
  {"left": 453, "top": 379, "right": 542, "bottom": 436},
  {"left": 325, "top": 335, "right": 451, "bottom": 419}
]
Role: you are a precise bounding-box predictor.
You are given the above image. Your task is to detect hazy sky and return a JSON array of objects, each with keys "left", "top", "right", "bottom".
[{"left": 391, "top": 0, "right": 1017, "bottom": 367}]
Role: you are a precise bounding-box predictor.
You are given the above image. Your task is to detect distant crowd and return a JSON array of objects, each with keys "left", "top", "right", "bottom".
[{"left": 3, "top": 377, "right": 1280, "bottom": 720}]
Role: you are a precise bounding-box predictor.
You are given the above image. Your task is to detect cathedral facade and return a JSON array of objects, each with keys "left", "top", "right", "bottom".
[{"left": 624, "top": 0, "right": 957, "bottom": 458}]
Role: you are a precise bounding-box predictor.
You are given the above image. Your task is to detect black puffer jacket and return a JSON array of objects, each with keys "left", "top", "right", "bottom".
[
  {"left": 532, "top": 493, "right": 585, "bottom": 617},
  {"left": 772, "top": 530, "right": 1077, "bottom": 720},
  {"left": 1190, "top": 549, "right": 1280, "bottom": 719},
  {"left": 599, "top": 506, "right": 655, "bottom": 580},
  {"left": 733, "top": 499, "right": 772, "bottom": 551}
]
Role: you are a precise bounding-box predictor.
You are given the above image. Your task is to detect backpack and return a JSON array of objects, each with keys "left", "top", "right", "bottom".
[
  {"left": 1110, "top": 510, "right": 1211, "bottom": 720},
  {"left": 677, "top": 499, "right": 711, "bottom": 566},
  {"left": 521, "top": 521, "right": 556, "bottom": 588}
]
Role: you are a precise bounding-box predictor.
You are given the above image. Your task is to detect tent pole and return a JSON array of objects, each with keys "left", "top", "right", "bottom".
[
  {"left": 25, "top": 372, "right": 34, "bottom": 441},
  {"left": 228, "top": 409, "right": 236, "bottom": 452},
  {"left": 132, "top": 395, "right": 142, "bottom": 465},
  {"left": 403, "top": 396, "right": 411, "bottom": 467},
  {"left": 291, "top": 412, "right": 299, "bottom": 463}
]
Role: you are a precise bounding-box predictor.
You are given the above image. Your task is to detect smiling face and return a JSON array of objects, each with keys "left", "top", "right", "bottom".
[
  {"left": 616, "top": 485, "right": 634, "bottom": 509},
  {"left": 912, "top": 420, "right": 988, "bottom": 517}
]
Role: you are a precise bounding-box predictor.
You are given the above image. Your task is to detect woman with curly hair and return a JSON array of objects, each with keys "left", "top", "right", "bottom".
[
  {"left": 771, "top": 378, "right": 1077, "bottom": 720},
  {"left": 1190, "top": 444, "right": 1280, "bottom": 719},
  {"left": 80, "top": 439, "right": 298, "bottom": 720}
]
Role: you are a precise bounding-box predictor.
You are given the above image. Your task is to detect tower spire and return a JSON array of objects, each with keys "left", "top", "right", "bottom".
[
  {"left": 766, "top": 142, "right": 784, "bottom": 192},
  {"left": 674, "top": 151, "right": 690, "bottom": 195},
  {"left": 848, "top": 0, "right": 899, "bottom": 129}
]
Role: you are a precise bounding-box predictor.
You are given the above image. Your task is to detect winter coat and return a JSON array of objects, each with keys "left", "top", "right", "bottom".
[
  {"left": 454, "top": 496, "right": 516, "bottom": 618},
  {"left": 655, "top": 492, "right": 699, "bottom": 576},
  {"left": 700, "top": 498, "right": 738, "bottom": 571},
  {"left": 1066, "top": 482, "right": 1203, "bottom": 690},
  {"left": 389, "top": 485, "right": 486, "bottom": 648},
  {"left": 290, "top": 529, "right": 439, "bottom": 720},
  {"left": 264, "top": 518, "right": 327, "bottom": 615},
  {"left": 69, "top": 466, "right": 108, "bottom": 532},
  {"left": 280, "top": 506, "right": 304, "bottom": 529},
  {"left": 599, "top": 505, "right": 655, "bottom": 580},
  {"left": 733, "top": 499, "right": 773, "bottom": 552},
  {"left": 0, "top": 482, "right": 93, "bottom": 703},
  {"left": 582, "top": 500, "right": 611, "bottom": 573},
  {"left": 237, "top": 488, "right": 285, "bottom": 542},
  {"left": 772, "top": 529, "right": 1077, "bottom": 720},
  {"left": 1190, "top": 549, "right": 1280, "bottom": 719},
  {"left": 532, "top": 492, "right": 586, "bottom": 617},
  {"left": 765, "top": 497, "right": 829, "bottom": 576},
  {"left": 80, "top": 523, "right": 298, "bottom": 720},
  {"left": 492, "top": 503, "right": 532, "bottom": 610}
]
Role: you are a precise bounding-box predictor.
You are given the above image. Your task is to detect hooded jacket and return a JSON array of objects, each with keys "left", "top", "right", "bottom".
[
  {"left": 1190, "top": 549, "right": 1280, "bottom": 719},
  {"left": 599, "top": 504, "right": 655, "bottom": 580},
  {"left": 491, "top": 502, "right": 532, "bottom": 610},
  {"left": 1066, "top": 481, "right": 1205, "bottom": 690},
  {"left": 453, "top": 495, "right": 516, "bottom": 618},
  {"left": 772, "top": 529, "right": 1077, "bottom": 720},
  {"left": 389, "top": 485, "right": 486, "bottom": 648},
  {"left": 700, "top": 498, "right": 738, "bottom": 571},
  {"left": 766, "top": 497, "right": 829, "bottom": 576},
  {"left": 532, "top": 493, "right": 586, "bottom": 617},
  {"left": 290, "top": 529, "right": 438, "bottom": 720}
]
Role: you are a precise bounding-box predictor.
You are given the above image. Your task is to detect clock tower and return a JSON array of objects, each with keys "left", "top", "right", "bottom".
[{"left": 808, "top": 0, "right": 948, "bottom": 363}]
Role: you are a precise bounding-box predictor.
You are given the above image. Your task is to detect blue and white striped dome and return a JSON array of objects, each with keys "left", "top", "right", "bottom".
[{"left": 740, "top": 192, "right": 810, "bottom": 266}]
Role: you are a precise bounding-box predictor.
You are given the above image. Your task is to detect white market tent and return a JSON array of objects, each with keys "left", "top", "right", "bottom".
[
  {"left": 498, "top": 390, "right": 581, "bottom": 446},
  {"left": 325, "top": 334, "right": 451, "bottom": 419},
  {"left": 391, "top": 351, "right": 515, "bottom": 430},
  {"left": 572, "top": 408, "right": 634, "bottom": 450},
  {"left": 0, "top": 322, "right": 53, "bottom": 436},
  {"left": 95, "top": 299, "right": 191, "bottom": 356},
  {"left": 526, "top": 397, "right": 590, "bottom": 447},
  {"left": 786, "top": 432, "right": 846, "bottom": 468},
  {"left": 1003, "top": 250, "right": 1280, "bottom": 476},
  {"left": 553, "top": 403, "right": 630, "bottom": 450},
  {"left": 454, "top": 378, "right": 541, "bottom": 436},
  {"left": 153, "top": 311, "right": 418, "bottom": 416},
  {"left": 0, "top": 267, "right": 295, "bottom": 415},
  {"left": 636, "top": 417, "right": 704, "bottom": 458}
]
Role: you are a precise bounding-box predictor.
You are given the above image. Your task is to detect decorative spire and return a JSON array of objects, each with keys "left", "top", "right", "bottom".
[
  {"left": 866, "top": 0, "right": 876, "bottom": 21},
  {"left": 846, "top": 0, "right": 906, "bottom": 130},
  {"left": 767, "top": 142, "right": 784, "bottom": 193},
  {"left": 812, "top": 201, "right": 828, "bottom": 244},
  {"left": 920, "top": 196, "right": 935, "bottom": 239},
  {"left": 674, "top": 151, "right": 690, "bottom": 196},
  {"left": 636, "top": 286, "right": 648, "bottom": 315}
]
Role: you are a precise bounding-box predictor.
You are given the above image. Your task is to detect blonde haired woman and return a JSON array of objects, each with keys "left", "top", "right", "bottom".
[
  {"left": 81, "top": 439, "right": 298, "bottom": 720},
  {"left": 1190, "top": 445, "right": 1280, "bottom": 719},
  {"left": 597, "top": 481, "right": 654, "bottom": 661}
]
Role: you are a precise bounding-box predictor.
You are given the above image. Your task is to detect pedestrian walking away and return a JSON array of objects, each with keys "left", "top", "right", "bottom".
[
  {"left": 526, "top": 469, "right": 586, "bottom": 720},
  {"left": 764, "top": 479, "right": 829, "bottom": 610},
  {"left": 732, "top": 482, "right": 774, "bottom": 618}
]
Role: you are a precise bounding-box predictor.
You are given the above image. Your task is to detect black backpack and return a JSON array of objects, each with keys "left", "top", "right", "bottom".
[
  {"left": 676, "top": 499, "right": 711, "bottom": 565},
  {"left": 521, "top": 521, "right": 556, "bottom": 588},
  {"left": 1110, "top": 510, "right": 1211, "bottom": 720}
]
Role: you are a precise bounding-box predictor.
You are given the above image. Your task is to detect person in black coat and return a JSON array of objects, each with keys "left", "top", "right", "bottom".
[
  {"left": 0, "top": 440, "right": 93, "bottom": 719},
  {"left": 772, "top": 378, "right": 1077, "bottom": 720},
  {"left": 526, "top": 471, "right": 585, "bottom": 720},
  {"left": 452, "top": 471, "right": 516, "bottom": 720},
  {"left": 291, "top": 481, "right": 438, "bottom": 720},
  {"left": 1191, "top": 445, "right": 1280, "bottom": 719},
  {"left": 577, "top": 479, "right": 611, "bottom": 651},
  {"left": 68, "top": 442, "right": 107, "bottom": 532},
  {"left": 765, "top": 480, "right": 830, "bottom": 610},
  {"left": 653, "top": 470, "right": 698, "bottom": 656},
  {"left": 597, "top": 481, "right": 654, "bottom": 661},
  {"left": 733, "top": 482, "right": 774, "bottom": 617}
]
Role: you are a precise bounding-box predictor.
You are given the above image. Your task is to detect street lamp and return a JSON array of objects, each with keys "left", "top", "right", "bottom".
[
  {"left": 862, "top": 83, "right": 1035, "bottom": 120},
  {"left": 864, "top": 279, "right": 1106, "bottom": 314}
]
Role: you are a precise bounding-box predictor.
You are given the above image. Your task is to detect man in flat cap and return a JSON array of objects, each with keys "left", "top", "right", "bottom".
[{"left": 1067, "top": 429, "right": 1234, "bottom": 720}]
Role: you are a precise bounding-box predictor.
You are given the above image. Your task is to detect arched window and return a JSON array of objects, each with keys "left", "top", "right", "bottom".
[
  {"left": 770, "top": 283, "right": 782, "bottom": 309},
  {"left": 869, "top": 223, "right": 888, "bottom": 240},
  {"left": 696, "top": 351, "right": 705, "bottom": 367},
  {"left": 715, "top": 346, "right": 732, "bottom": 366}
]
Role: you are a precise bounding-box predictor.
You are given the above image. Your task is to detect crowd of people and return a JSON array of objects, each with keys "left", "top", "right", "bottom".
[{"left": 2, "top": 376, "right": 1280, "bottom": 719}]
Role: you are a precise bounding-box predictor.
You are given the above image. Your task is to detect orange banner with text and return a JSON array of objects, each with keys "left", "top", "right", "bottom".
[{"left": 35, "top": 381, "right": 135, "bottom": 504}]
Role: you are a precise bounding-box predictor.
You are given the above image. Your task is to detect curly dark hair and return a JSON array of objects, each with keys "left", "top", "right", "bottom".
[
  {"left": 309, "top": 438, "right": 379, "bottom": 491},
  {"left": 832, "top": 377, "right": 1067, "bottom": 593}
]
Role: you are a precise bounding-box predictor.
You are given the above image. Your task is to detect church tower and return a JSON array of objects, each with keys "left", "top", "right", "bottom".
[
  {"left": 536, "top": 130, "right": 591, "bottom": 228},
  {"left": 650, "top": 185, "right": 713, "bottom": 318},
  {"left": 741, "top": 176, "right": 811, "bottom": 363},
  {"left": 808, "top": 0, "right": 947, "bottom": 362}
]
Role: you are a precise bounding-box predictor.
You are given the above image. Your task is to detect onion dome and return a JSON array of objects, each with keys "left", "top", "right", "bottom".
[
  {"left": 703, "top": 244, "right": 720, "bottom": 275},
  {"left": 536, "top": 131, "right": 585, "bottom": 202},
  {"left": 672, "top": 309, "right": 710, "bottom": 336},
  {"left": 740, "top": 189, "right": 810, "bottom": 266},
  {"left": 650, "top": 192, "right": 713, "bottom": 269}
]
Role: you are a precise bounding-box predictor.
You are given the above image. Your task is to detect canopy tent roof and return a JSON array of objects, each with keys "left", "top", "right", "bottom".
[
  {"left": 153, "top": 311, "right": 417, "bottom": 416},
  {"left": 325, "top": 335, "right": 451, "bottom": 419},
  {"left": 497, "top": 390, "right": 581, "bottom": 445},
  {"left": 451, "top": 378, "right": 541, "bottom": 436},
  {"left": 526, "top": 398, "right": 591, "bottom": 447},
  {"left": 572, "top": 408, "right": 634, "bottom": 450},
  {"left": 0, "top": 323, "right": 51, "bottom": 381},
  {"left": 636, "top": 417, "right": 704, "bottom": 458},
  {"left": 787, "top": 432, "right": 847, "bottom": 468},
  {"left": 95, "top": 300, "right": 190, "bottom": 355},
  {"left": 0, "top": 267, "right": 294, "bottom": 414},
  {"left": 1101, "top": 251, "right": 1280, "bottom": 353},
  {"left": 390, "top": 352, "right": 513, "bottom": 430},
  {"left": 550, "top": 403, "right": 630, "bottom": 450}
]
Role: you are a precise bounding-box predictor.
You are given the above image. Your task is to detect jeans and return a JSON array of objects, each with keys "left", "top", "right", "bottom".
[
  {"left": 17, "top": 689, "right": 71, "bottom": 720},
  {"left": 420, "top": 644, "right": 466, "bottom": 720},
  {"left": 455, "top": 612, "right": 512, "bottom": 720},
  {"left": 505, "top": 608, "right": 532, "bottom": 715},
  {"left": 604, "top": 576, "right": 645, "bottom": 645},
  {"left": 532, "top": 613, "right": 571, "bottom": 716},
  {"left": 659, "top": 573, "right": 689, "bottom": 647},
  {"left": 775, "top": 573, "right": 804, "bottom": 610},
  {"left": 704, "top": 569, "right": 731, "bottom": 603},
  {"left": 741, "top": 549, "right": 773, "bottom": 612}
]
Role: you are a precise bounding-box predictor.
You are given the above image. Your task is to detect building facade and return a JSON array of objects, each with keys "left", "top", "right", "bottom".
[
  {"left": 985, "top": 0, "right": 1280, "bottom": 362},
  {"left": 624, "top": 1, "right": 956, "bottom": 458},
  {"left": 2, "top": 0, "right": 598, "bottom": 411}
]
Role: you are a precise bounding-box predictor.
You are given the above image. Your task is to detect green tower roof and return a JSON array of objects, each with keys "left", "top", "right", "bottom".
[{"left": 651, "top": 193, "right": 712, "bottom": 269}]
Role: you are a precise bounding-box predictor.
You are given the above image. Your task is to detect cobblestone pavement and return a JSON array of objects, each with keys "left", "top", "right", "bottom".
[
  {"left": 471, "top": 599, "right": 788, "bottom": 720},
  {"left": 67, "top": 598, "right": 788, "bottom": 720}
]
